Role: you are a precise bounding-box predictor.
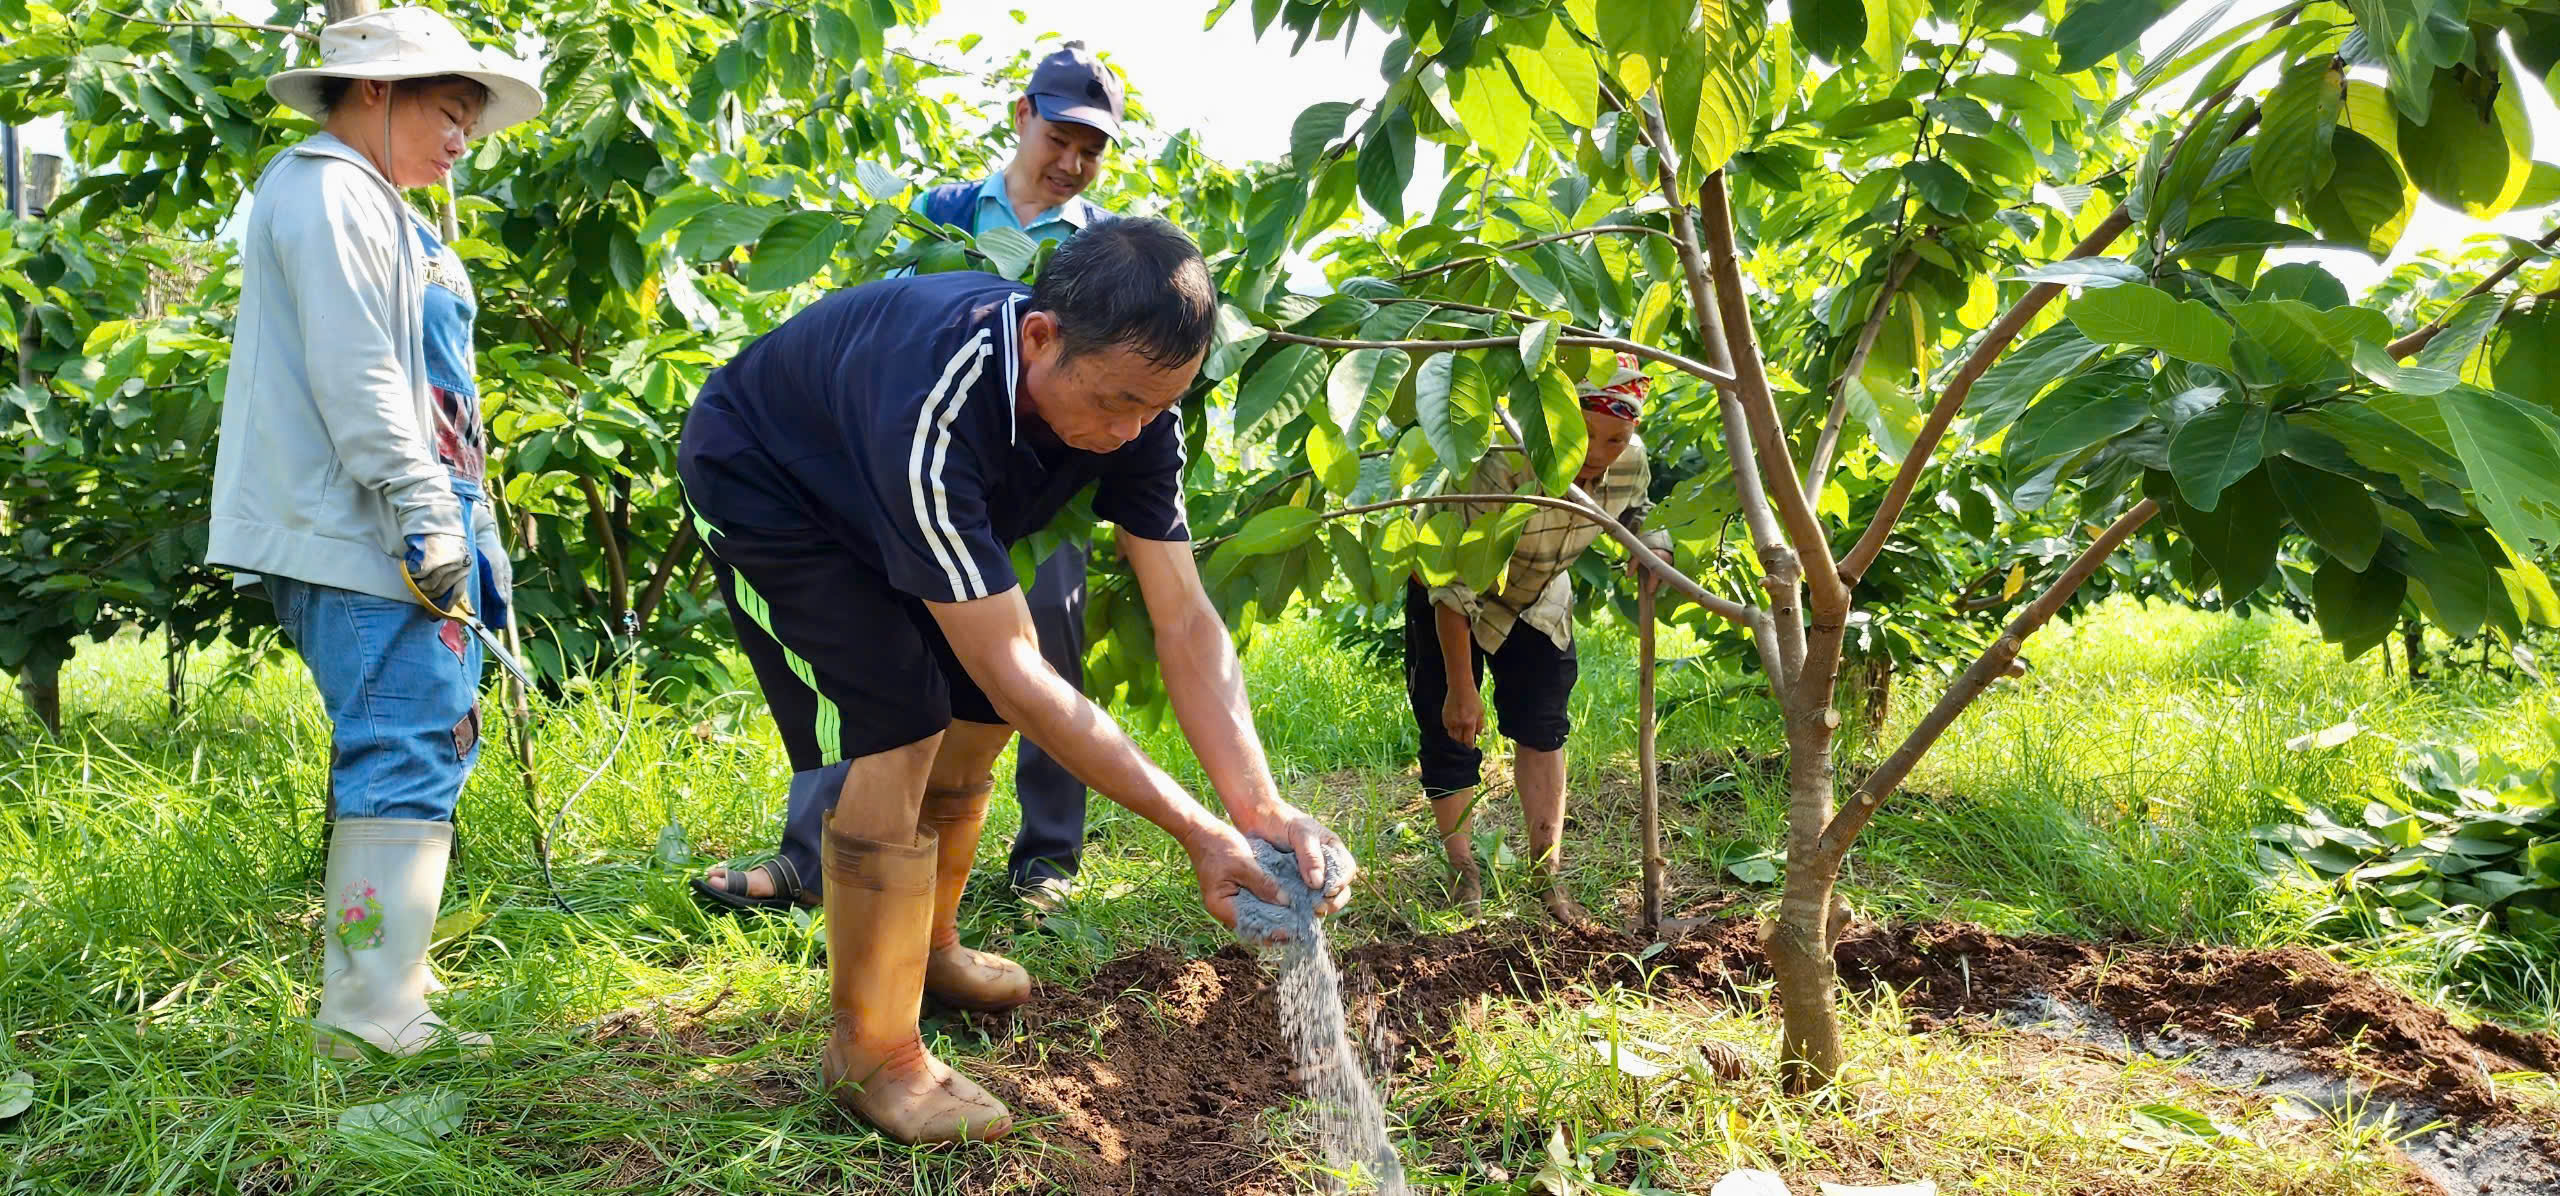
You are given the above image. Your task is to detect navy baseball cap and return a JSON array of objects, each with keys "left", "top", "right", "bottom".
[{"left": 1026, "top": 42, "right": 1124, "bottom": 141}]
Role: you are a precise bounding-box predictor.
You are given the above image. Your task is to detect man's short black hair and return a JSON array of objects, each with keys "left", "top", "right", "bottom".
[{"left": 1030, "top": 217, "right": 1214, "bottom": 370}]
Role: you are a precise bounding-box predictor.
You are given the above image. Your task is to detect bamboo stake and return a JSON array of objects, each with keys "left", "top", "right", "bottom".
[{"left": 1637, "top": 581, "right": 1663, "bottom": 936}]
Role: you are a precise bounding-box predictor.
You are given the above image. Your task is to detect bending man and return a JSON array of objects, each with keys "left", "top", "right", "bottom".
[{"left": 677, "top": 218, "right": 1353, "bottom": 1144}]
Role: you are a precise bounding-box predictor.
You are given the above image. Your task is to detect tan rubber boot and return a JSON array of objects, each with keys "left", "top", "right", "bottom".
[
  {"left": 917, "top": 782, "right": 1033, "bottom": 1012},
  {"left": 821, "top": 827, "right": 1012, "bottom": 1144}
]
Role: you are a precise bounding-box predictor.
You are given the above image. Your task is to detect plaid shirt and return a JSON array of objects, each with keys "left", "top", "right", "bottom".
[{"left": 1426, "top": 438, "right": 1655, "bottom": 653}]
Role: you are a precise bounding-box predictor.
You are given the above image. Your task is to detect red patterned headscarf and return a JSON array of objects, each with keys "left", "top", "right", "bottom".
[{"left": 1577, "top": 353, "right": 1649, "bottom": 424}]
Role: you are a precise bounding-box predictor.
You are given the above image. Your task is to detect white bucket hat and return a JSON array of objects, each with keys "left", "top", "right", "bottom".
[{"left": 267, "top": 7, "right": 545, "bottom": 138}]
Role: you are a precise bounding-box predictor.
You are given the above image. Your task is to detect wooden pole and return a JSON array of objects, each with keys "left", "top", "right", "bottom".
[{"left": 1638, "top": 582, "right": 1664, "bottom": 936}]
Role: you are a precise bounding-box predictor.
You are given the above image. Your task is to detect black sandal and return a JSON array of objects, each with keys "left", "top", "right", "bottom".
[{"left": 690, "top": 854, "right": 808, "bottom": 916}]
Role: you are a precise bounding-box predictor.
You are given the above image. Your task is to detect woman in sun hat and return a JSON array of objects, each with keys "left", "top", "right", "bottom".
[{"left": 206, "top": 6, "right": 542, "bottom": 1058}]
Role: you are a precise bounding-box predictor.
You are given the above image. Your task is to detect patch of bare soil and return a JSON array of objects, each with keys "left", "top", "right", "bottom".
[{"left": 945, "top": 917, "right": 2558, "bottom": 1194}]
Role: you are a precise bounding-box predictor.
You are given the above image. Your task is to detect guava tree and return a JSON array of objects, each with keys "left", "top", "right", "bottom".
[{"left": 1190, "top": 0, "right": 2560, "bottom": 1089}]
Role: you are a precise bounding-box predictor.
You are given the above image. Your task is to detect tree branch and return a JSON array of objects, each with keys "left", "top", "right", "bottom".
[
  {"left": 632, "top": 517, "right": 698, "bottom": 628},
  {"left": 1836, "top": 83, "right": 2267, "bottom": 587},
  {"left": 109, "top": 8, "right": 319, "bottom": 43},
  {"left": 1221, "top": 492, "right": 1760, "bottom": 627},
  {"left": 1805, "top": 250, "right": 1921, "bottom": 501},
  {"left": 1814, "top": 498, "right": 2158, "bottom": 865},
  {"left": 1393, "top": 224, "right": 1678, "bottom": 282},
  {"left": 577, "top": 474, "right": 630, "bottom": 618},
  {"left": 1261, "top": 329, "right": 1734, "bottom": 387},
  {"left": 1835, "top": 208, "right": 2136, "bottom": 585},
  {"left": 1697, "top": 171, "right": 1849, "bottom": 620},
  {"left": 2387, "top": 224, "right": 2560, "bottom": 358}
]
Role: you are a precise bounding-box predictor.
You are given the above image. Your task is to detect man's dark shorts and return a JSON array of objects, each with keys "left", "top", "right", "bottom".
[
  {"left": 680, "top": 451, "right": 1003, "bottom": 770},
  {"left": 1402, "top": 580, "right": 1577, "bottom": 799}
]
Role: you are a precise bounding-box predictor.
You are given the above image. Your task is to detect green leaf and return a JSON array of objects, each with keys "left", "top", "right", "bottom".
[
  {"left": 856, "top": 161, "right": 911, "bottom": 204},
  {"left": 1796, "top": 0, "right": 1865, "bottom": 65},
  {"left": 2007, "top": 369, "right": 2150, "bottom": 471},
  {"left": 1326, "top": 347, "right": 1410, "bottom": 441},
  {"left": 1598, "top": 0, "right": 1687, "bottom": 66},
  {"left": 2054, "top": 0, "right": 2178, "bottom": 73},
  {"left": 744, "top": 211, "right": 843, "bottom": 292},
  {"left": 337, "top": 1089, "right": 466, "bottom": 1145},
  {"left": 2271, "top": 457, "right": 2383, "bottom": 572},
  {"left": 1968, "top": 327, "right": 2105, "bottom": 434},
  {"left": 2403, "top": 536, "right": 2494, "bottom": 637},
  {"left": 0, "top": 1070, "right": 29, "bottom": 1120},
  {"left": 2305, "top": 131, "right": 2415, "bottom": 258},
  {"left": 2342, "top": 0, "right": 2471, "bottom": 125},
  {"left": 1415, "top": 509, "right": 1467, "bottom": 586},
  {"left": 1228, "top": 505, "right": 1324, "bottom": 558},
  {"left": 1416, "top": 353, "right": 1496, "bottom": 477},
  {"left": 1902, "top": 159, "right": 1970, "bottom": 214},
  {"left": 676, "top": 203, "right": 782, "bottom": 260},
  {"left": 638, "top": 188, "right": 723, "bottom": 244},
  {"left": 1203, "top": 303, "right": 1270, "bottom": 383},
  {"left": 1356, "top": 108, "right": 1415, "bottom": 225},
  {"left": 1518, "top": 320, "right": 1559, "bottom": 374},
  {"left": 1234, "top": 344, "right": 1326, "bottom": 443},
  {"left": 972, "top": 226, "right": 1039, "bottom": 281},
  {"left": 2068, "top": 284, "right": 2236, "bottom": 371},
  {"left": 1658, "top": 37, "right": 1758, "bottom": 177},
  {"left": 1306, "top": 419, "right": 1360, "bottom": 499},
  {"left": 2490, "top": 304, "right": 2560, "bottom": 412},
  {"left": 2440, "top": 386, "right": 2560, "bottom": 555},
  {"left": 2254, "top": 59, "right": 2342, "bottom": 209},
  {"left": 2351, "top": 342, "right": 2460, "bottom": 396},
  {"left": 848, "top": 202, "right": 903, "bottom": 260},
  {"left": 1504, "top": 15, "right": 1600, "bottom": 129},
  {"left": 2169, "top": 401, "right": 2270, "bottom": 513},
  {"left": 2006, "top": 259, "right": 2147, "bottom": 290},
  {"left": 1513, "top": 366, "right": 1588, "bottom": 497},
  {"left": 2230, "top": 300, "right": 2349, "bottom": 382},
  {"left": 1452, "top": 61, "right": 1533, "bottom": 168},
  {"left": 2176, "top": 466, "right": 2283, "bottom": 596},
  {"left": 1290, "top": 100, "right": 1358, "bottom": 167},
  {"left": 2169, "top": 217, "right": 2333, "bottom": 261},
  {"left": 2411, "top": 293, "right": 2506, "bottom": 377}
]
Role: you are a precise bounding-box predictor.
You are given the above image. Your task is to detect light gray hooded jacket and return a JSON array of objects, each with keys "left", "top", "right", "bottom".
[{"left": 207, "top": 133, "right": 505, "bottom": 605}]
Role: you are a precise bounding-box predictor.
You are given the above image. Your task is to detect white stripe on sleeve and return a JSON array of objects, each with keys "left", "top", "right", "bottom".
[{"left": 908, "top": 329, "right": 993, "bottom": 599}]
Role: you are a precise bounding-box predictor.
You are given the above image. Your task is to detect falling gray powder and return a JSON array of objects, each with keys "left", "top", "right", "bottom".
[{"left": 1234, "top": 840, "right": 1408, "bottom": 1195}]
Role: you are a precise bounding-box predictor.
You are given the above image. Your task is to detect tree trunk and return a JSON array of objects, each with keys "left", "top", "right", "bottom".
[
  {"left": 2403, "top": 618, "right": 2427, "bottom": 682},
  {"left": 1855, "top": 653, "right": 1894, "bottom": 744},
  {"left": 1771, "top": 693, "right": 1847, "bottom": 1090},
  {"left": 18, "top": 659, "right": 60, "bottom": 736},
  {"left": 1637, "top": 584, "right": 1663, "bottom": 935}
]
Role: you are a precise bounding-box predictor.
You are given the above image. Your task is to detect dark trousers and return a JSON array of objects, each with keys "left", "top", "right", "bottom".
[
  {"left": 771, "top": 544, "right": 1091, "bottom": 898},
  {"left": 1403, "top": 580, "right": 1578, "bottom": 798}
]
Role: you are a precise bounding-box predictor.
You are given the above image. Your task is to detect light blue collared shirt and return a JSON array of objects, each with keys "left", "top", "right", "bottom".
[{"left": 969, "top": 171, "right": 1106, "bottom": 243}]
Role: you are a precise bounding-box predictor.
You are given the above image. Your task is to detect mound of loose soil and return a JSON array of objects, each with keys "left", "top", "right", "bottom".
[
  {"left": 1832, "top": 922, "right": 2560, "bottom": 1125},
  {"left": 958, "top": 918, "right": 2557, "bottom": 1194}
]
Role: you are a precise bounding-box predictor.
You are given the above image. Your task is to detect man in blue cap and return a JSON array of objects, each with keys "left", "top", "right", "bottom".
[{"left": 693, "top": 42, "right": 1127, "bottom": 918}]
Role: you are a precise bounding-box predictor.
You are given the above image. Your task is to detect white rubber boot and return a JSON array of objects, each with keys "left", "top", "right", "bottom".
[{"left": 312, "top": 818, "right": 489, "bottom": 1058}]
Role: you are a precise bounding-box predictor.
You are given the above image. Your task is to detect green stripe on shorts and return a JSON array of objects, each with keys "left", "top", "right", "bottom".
[{"left": 691, "top": 498, "right": 845, "bottom": 766}]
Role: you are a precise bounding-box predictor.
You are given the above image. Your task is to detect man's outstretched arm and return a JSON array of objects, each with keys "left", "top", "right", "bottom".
[{"left": 1123, "top": 535, "right": 1356, "bottom": 914}]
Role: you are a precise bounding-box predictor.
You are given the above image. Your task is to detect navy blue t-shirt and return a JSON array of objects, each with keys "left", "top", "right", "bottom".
[{"left": 682, "top": 272, "right": 1188, "bottom": 603}]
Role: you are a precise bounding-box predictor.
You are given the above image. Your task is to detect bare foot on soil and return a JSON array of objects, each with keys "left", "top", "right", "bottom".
[
  {"left": 1542, "top": 886, "right": 1600, "bottom": 932},
  {"left": 1448, "top": 858, "right": 1484, "bottom": 916}
]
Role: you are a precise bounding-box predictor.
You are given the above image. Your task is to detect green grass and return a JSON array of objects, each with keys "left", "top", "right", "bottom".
[{"left": 0, "top": 600, "right": 2550, "bottom": 1192}]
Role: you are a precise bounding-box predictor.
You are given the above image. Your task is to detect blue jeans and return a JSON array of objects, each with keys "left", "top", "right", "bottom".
[{"left": 269, "top": 495, "right": 485, "bottom": 823}]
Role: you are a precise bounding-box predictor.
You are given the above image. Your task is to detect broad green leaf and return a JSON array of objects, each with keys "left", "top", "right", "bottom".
[
  {"left": 1356, "top": 108, "right": 1415, "bottom": 225},
  {"left": 1505, "top": 15, "right": 1600, "bottom": 128},
  {"left": 1226, "top": 505, "right": 1323, "bottom": 557},
  {"left": 1862, "top": 0, "right": 1924, "bottom": 70},
  {"left": 1659, "top": 37, "right": 1758, "bottom": 177},
  {"left": 1326, "top": 347, "right": 1410, "bottom": 441},
  {"left": 1416, "top": 353, "right": 1496, "bottom": 478},
  {"left": 1967, "top": 327, "right": 2105, "bottom": 434},
  {"left": 856, "top": 161, "right": 911, "bottom": 204},
  {"left": 1305, "top": 419, "right": 1360, "bottom": 499},
  {"left": 2313, "top": 554, "right": 2406, "bottom": 657},
  {"left": 2440, "top": 386, "right": 2560, "bottom": 555},
  {"left": 972, "top": 226, "right": 1039, "bottom": 281},
  {"left": 1598, "top": 0, "right": 1687, "bottom": 66},
  {"left": 2169, "top": 218, "right": 2333, "bottom": 261},
  {"left": 1796, "top": 0, "right": 1866, "bottom": 64},
  {"left": 2489, "top": 304, "right": 2560, "bottom": 412},
  {"left": 2342, "top": 0, "right": 2472, "bottom": 125},
  {"left": 638, "top": 188, "right": 722, "bottom": 244},
  {"left": 0, "top": 1070, "right": 28, "bottom": 1120},
  {"left": 2271, "top": 457, "right": 2382, "bottom": 571},
  {"left": 2008, "top": 370, "right": 2150, "bottom": 470},
  {"left": 1513, "top": 366, "right": 1588, "bottom": 497},
  {"left": 1452, "top": 60, "right": 1533, "bottom": 168},
  {"left": 2398, "top": 65, "right": 2529, "bottom": 217},
  {"left": 2305, "top": 131, "right": 2415, "bottom": 257},
  {"left": 1845, "top": 377, "right": 1925, "bottom": 464},
  {"left": 1903, "top": 160, "right": 1970, "bottom": 214},
  {"left": 675, "top": 203, "right": 782, "bottom": 260},
  {"left": 848, "top": 202, "right": 903, "bottom": 260},
  {"left": 2351, "top": 342, "right": 2460, "bottom": 396},
  {"left": 1203, "top": 303, "right": 1269, "bottom": 383},
  {"left": 2068, "top": 284, "right": 2236, "bottom": 371},
  {"left": 744, "top": 211, "right": 843, "bottom": 292},
  {"left": 2411, "top": 293, "right": 2506, "bottom": 378},
  {"left": 2252, "top": 263, "right": 2352, "bottom": 309},
  {"left": 337, "top": 1089, "right": 466, "bottom": 1145},
  {"left": 1290, "top": 100, "right": 1358, "bottom": 167},
  {"left": 1390, "top": 425, "right": 1437, "bottom": 490},
  {"left": 1518, "top": 320, "right": 1558, "bottom": 373},
  {"left": 2169, "top": 401, "right": 2269, "bottom": 512},
  {"left": 2007, "top": 259, "right": 2146, "bottom": 290},
  {"left": 1233, "top": 344, "right": 1325, "bottom": 444},
  {"left": 2403, "top": 537, "right": 2494, "bottom": 637},
  {"left": 2054, "top": 0, "right": 2178, "bottom": 73},
  {"left": 1415, "top": 509, "right": 1466, "bottom": 586},
  {"left": 2176, "top": 467, "right": 2282, "bottom": 596},
  {"left": 2230, "top": 300, "right": 2349, "bottom": 382},
  {"left": 2254, "top": 59, "right": 2343, "bottom": 208}
]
